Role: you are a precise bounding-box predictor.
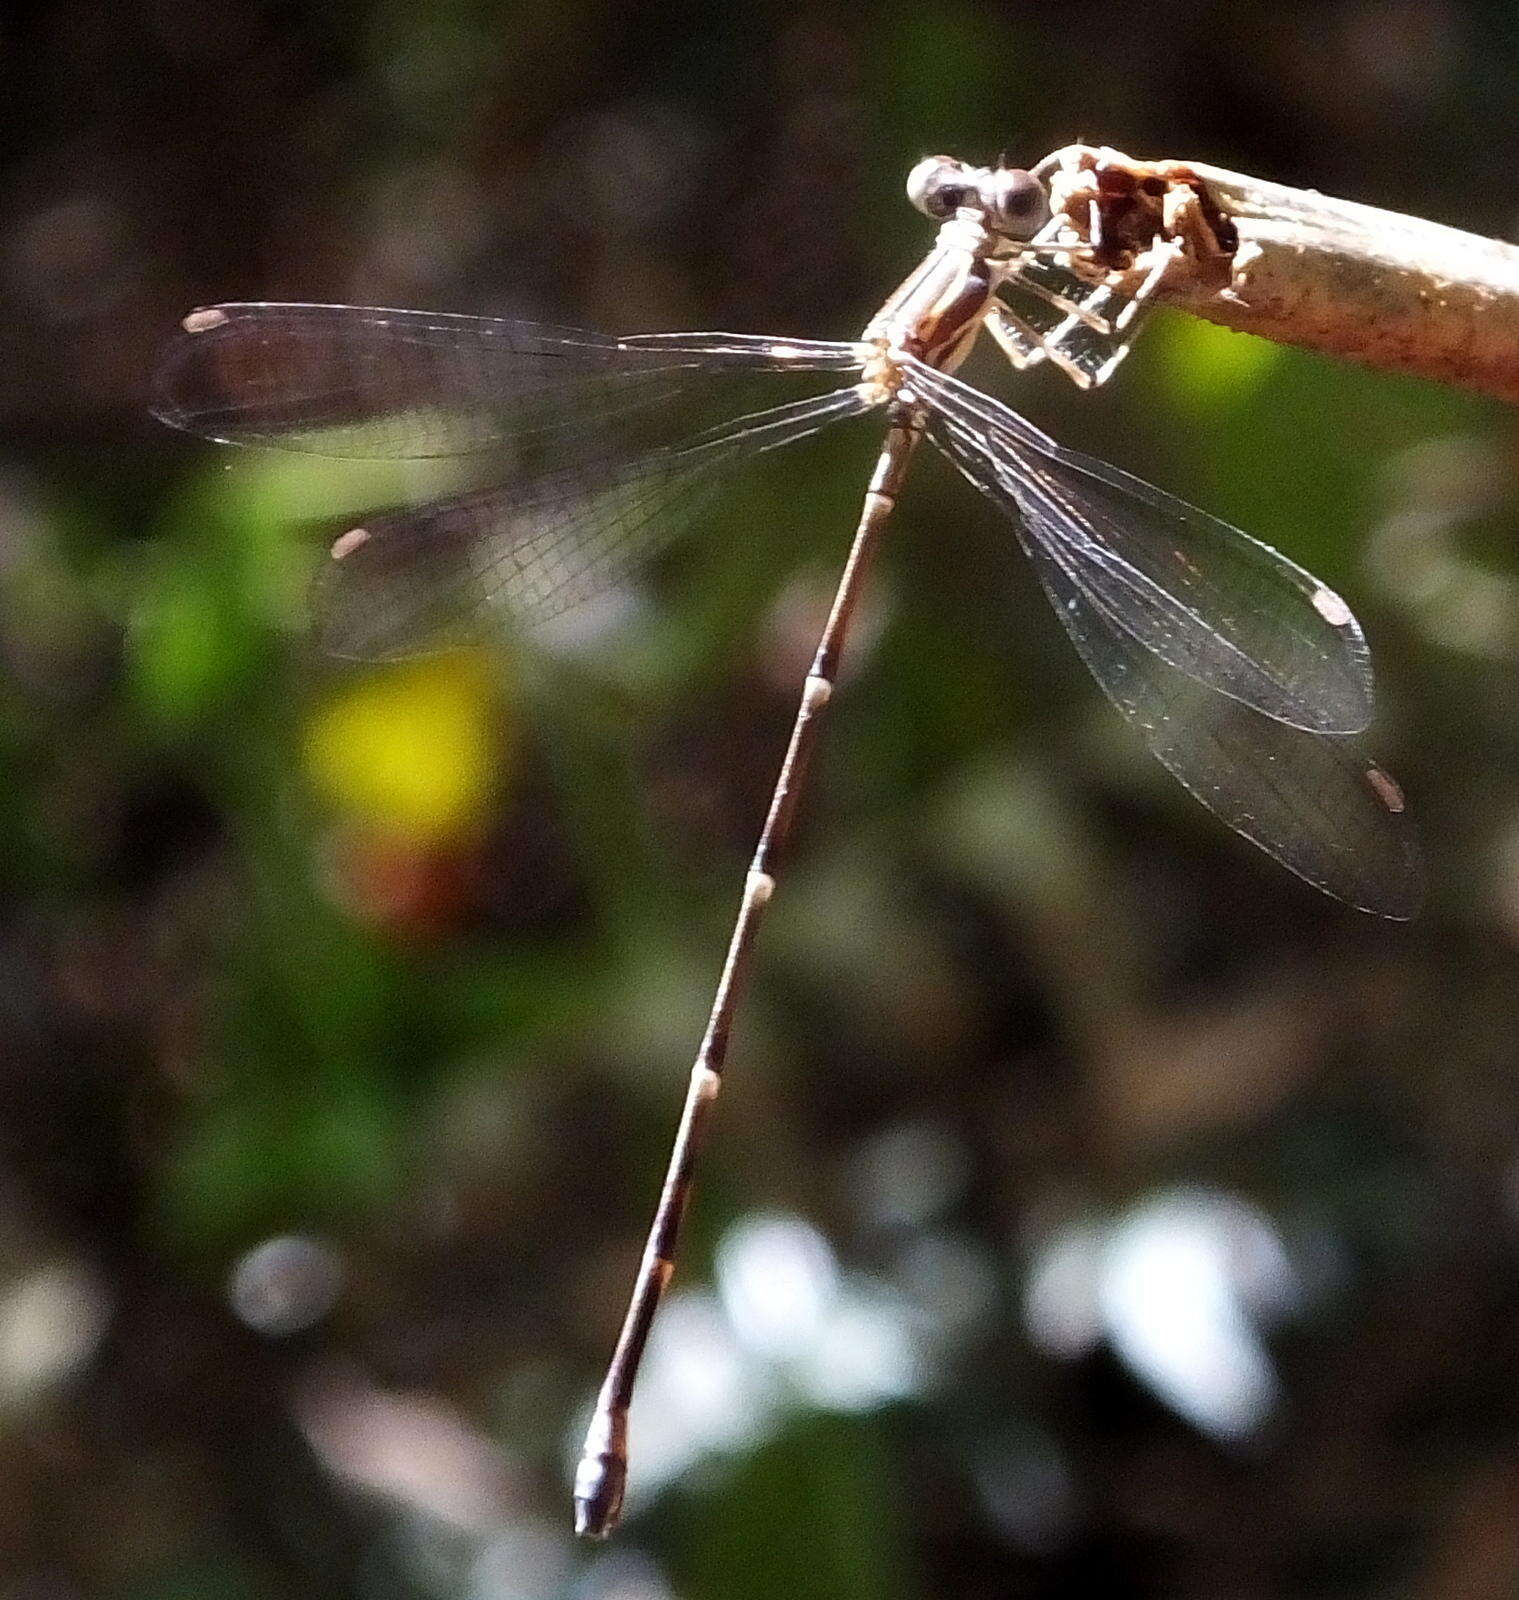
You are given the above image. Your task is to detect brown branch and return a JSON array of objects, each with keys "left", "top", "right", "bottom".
[{"left": 1041, "top": 144, "right": 1519, "bottom": 406}]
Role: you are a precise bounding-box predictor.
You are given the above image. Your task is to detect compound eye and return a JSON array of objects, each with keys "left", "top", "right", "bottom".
[
  {"left": 906, "top": 155, "right": 973, "bottom": 220},
  {"left": 982, "top": 168, "right": 1050, "bottom": 238}
]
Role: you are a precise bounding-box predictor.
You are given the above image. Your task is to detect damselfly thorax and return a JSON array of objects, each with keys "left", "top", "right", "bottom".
[{"left": 863, "top": 214, "right": 1007, "bottom": 384}]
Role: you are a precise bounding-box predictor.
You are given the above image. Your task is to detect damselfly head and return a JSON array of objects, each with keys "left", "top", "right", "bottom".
[
  {"left": 979, "top": 167, "right": 1050, "bottom": 238},
  {"left": 906, "top": 155, "right": 977, "bottom": 220},
  {"left": 906, "top": 155, "right": 1050, "bottom": 240}
]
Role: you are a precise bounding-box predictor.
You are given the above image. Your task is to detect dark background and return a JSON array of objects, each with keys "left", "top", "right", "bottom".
[{"left": 5, "top": 3, "right": 1519, "bottom": 1597}]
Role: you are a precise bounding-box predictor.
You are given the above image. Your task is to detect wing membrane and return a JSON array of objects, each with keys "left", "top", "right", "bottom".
[
  {"left": 928, "top": 407, "right": 1420, "bottom": 917},
  {"left": 151, "top": 301, "right": 875, "bottom": 657},
  {"left": 314, "top": 384, "right": 875, "bottom": 659},
  {"left": 152, "top": 302, "right": 865, "bottom": 462},
  {"left": 905, "top": 355, "right": 1373, "bottom": 736}
]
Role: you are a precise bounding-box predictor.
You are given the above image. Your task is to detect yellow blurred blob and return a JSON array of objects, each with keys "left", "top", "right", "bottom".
[
  {"left": 1157, "top": 312, "right": 1282, "bottom": 413},
  {"left": 304, "top": 652, "right": 508, "bottom": 836}
]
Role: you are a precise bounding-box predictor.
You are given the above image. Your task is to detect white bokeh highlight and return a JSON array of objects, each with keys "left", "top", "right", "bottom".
[{"left": 1024, "top": 1187, "right": 1301, "bottom": 1441}]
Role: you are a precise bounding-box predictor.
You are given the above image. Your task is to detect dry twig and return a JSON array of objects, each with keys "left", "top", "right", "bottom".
[{"left": 1040, "top": 144, "right": 1519, "bottom": 405}]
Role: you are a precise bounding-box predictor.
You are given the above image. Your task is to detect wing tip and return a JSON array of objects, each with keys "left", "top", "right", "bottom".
[
  {"left": 1364, "top": 764, "right": 1406, "bottom": 816},
  {"left": 330, "top": 527, "right": 372, "bottom": 561},
  {"left": 151, "top": 307, "right": 233, "bottom": 429},
  {"left": 1356, "top": 864, "right": 1425, "bottom": 922},
  {"left": 1310, "top": 584, "right": 1355, "bottom": 629},
  {"left": 1358, "top": 765, "right": 1423, "bottom": 921}
]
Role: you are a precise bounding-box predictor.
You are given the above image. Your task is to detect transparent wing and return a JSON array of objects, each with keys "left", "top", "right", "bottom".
[
  {"left": 928, "top": 407, "right": 1420, "bottom": 918},
  {"left": 151, "top": 302, "right": 866, "bottom": 462},
  {"left": 150, "top": 301, "right": 876, "bottom": 658},
  {"left": 904, "top": 355, "right": 1373, "bottom": 736},
  {"left": 314, "top": 384, "right": 875, "bottom": 660}
]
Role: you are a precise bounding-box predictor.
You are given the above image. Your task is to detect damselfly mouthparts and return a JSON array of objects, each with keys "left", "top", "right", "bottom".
[{"left": 152, "top": 152, "right": 1421, "bottom": 1538}]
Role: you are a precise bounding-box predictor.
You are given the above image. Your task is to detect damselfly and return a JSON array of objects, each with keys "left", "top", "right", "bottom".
[{"left": 151, "top": 152, "right": 1421, "bottom": 1538}]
